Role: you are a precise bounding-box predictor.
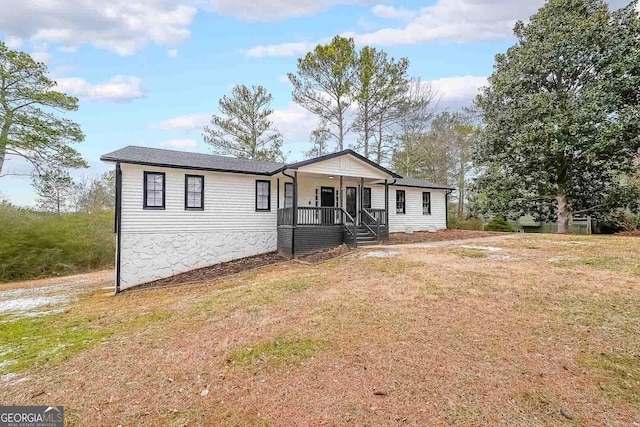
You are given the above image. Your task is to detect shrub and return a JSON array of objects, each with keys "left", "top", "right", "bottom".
[
  {"left": 598, "top": 210, "right": 639, "bottom": 234},
  {"left": 486, "top": 216, "right": 515, "bottom": 232},
  {"left": 0, "top": 204, "right": 115, "bottom": 282},
  {"left": 448, "top": 212, "right": 485, "bottom": 231},
  {"left": 456, "top": 217, "right": 486, "bottom": 231}
]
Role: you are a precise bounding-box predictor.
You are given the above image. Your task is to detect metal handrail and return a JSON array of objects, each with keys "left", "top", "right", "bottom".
[
  {"left": 339, "top": 208, "right": 357, "bottom": 247},
  {"left": 360, "top": 209, "right": 379, "bottom": 240}
]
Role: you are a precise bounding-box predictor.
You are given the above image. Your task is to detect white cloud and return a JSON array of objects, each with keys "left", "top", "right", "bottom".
[
  {"left": 271, "top": 102, "right": 318, "bottom": 143},
  {"left": 31, "top": 50, "right": 51, "bottom": 64},
  {"left": 58, "top": 45, "right": 78, "bottom": 53},
  {"left": 245, "top": 0, "right": 636, "bottom": 57},
  {"left": 244, "top": 0, "right": 546, "bottom": 56},
  {"left": 371, "top": 5, "right": 415, "bottom": 20},
  {"left": 151, "top": 113, "right": 211, "bottom": 131},
  {"left": 4, "top": 36, "right": 23, "bottom": 49},
  {"left": 159, "top": 138, "right": 199, "bottom": 149},
  {"left": 209, "top": 0, "right": 377, "bottom": 22},
  {"left": 244, "top": 41, "right": 316, "bottom": 58},
  {"left": 168, "top": 48, "right": 178, "bottom": 58},
  {"left": 348, "top": 0, "right": 543, "bottom": 47},
  {"left": 55, "top": 75, "right": 147, "bottom": 102},
  {"left": 279, "top": 74, "right": 292, "bottom": 86},
  {"left": 0, "top": 1, "right": 196, "bottom": 55},
  {"left": 428, "top": 75, "right": 487, "bottom": 111}
]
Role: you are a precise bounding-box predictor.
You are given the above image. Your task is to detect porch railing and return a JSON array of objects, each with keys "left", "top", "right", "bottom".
[
  {"left": 297, "top": 207, "right": 343, "bottom": 226},
  {"left": 365, "top": 208, "right": 387, "bottom": 226},
  {"left": 277, "top": 207, "right": 347, "bottom": 226},
  {"left": 361, "top": 208, "right": 385, "bottom": 241},
  {"left": 277, "top": 207, "right": 294, "bottom": 226}
]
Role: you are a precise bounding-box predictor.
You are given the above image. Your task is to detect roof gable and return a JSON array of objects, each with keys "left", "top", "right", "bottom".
[{"left": 280, "top": 149, "right": 400, "bottom": 179}]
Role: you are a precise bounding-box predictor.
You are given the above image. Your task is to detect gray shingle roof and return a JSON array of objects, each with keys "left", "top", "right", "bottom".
[
  {"left": 101, "top": 146, "right": 285, "bottom": 175},
  {"left": 101, "top": 145, "right": 454, "bottom": 190}
]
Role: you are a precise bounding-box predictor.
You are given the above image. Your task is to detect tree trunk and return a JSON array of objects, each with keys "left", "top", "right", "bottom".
[
  {"left": 0, "top": 149, "right": 5, "bottom": 177},
  {"left": 337, "top": 101, "right": 344, "bottom": 150},
  {"left": 457, "top": 182, "right": 464, "bottom": 217},
  {"left": 363, "top": 103, "right": 369, "bottom": 159},
  {"left": 376, "top": 118, "right": 383, "bottom": 164},
  {"left": 556, "top": 191, "right": 570, "bottom": 234}
]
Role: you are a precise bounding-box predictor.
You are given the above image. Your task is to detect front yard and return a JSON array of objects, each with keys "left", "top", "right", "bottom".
[{"left": 1, "top": 233, "right": 639, "bottom": 426}]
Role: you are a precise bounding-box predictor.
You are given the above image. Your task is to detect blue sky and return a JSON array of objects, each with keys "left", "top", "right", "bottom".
[{"left": 0, "top": 0, "right": 632, "bottom": 205}]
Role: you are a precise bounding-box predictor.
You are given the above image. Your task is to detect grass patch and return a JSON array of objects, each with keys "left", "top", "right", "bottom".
[
  {"left": 0, "top": 302, "right": 176, "bottom": 375},
  {"left": 227, "top": 336, "right": 328, "bottom": 368},
  {"left": 511, "top": 389, "right": 559, "bottom": 419},
  {"left": 447, "top": 405, "right": 486, "bottom": 426},
  {"left": 0, "top": 312, "right": 112, "bottom": 375},
  {"left": 276, "top": 275, "right": 322, "bottom": 292},
  {"left": 555, "top": 256, "right": 621, "bottom": 269},
  {"left": 580, "top": 352, "right": 640, "bottom": 408},
  {"left": 365, "top": 258, "right": 424, "bottom": 276},
  {"left": 453, "top": 248, "right": 488, "bottom": 258},
  {"left": 192, "top": 275, "right": 323, "bottom": 317},
  {"left": 132, "top": 310, "right": 173, "bottom": 327}
]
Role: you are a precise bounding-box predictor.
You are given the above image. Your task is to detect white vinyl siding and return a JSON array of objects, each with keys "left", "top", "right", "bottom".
[
  {"left": 297, "top": 154, "right": 391, "bottom": 179},
  {"left": 119, "top": 164, "right": 278, "bottom": 288},
  {"left": 371, "top": 186, "right": 447, "bottom": 232},
  {"left": 120, "top": 164, "right": 277, "bottom": 233}
]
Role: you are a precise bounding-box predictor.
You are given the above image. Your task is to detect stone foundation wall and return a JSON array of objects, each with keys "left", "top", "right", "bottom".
[{"left": 119, "top": 231, "right": 277, "bottom": 289}]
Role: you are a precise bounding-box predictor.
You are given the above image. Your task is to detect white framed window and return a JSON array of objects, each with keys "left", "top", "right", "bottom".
[
  {"left": 256, "top": 180, "right": 271, "bottom": 211},
  {"left": 185, "top": 175, "right": 204, "bottom": 210},
  {"left": 396, "top": 189, "right": 405, "bottom": 214},
  {"left": 422, "top": 192, "right": 431, "bottom": 215},
  {"left": 144, "top": 171, "right": 165, "bottom": 209}
]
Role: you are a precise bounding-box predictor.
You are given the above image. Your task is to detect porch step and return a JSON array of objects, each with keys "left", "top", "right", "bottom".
[{"left": 345, "top": 224, "right": 382, "bottom": 246}]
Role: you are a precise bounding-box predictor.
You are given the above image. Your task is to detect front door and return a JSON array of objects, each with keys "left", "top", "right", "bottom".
[
  {"left": 346, "top": 187, "right": 357, "bottom": 221},
  {"left": 320, "top": 186, "right": 335, "bottom": 224}
]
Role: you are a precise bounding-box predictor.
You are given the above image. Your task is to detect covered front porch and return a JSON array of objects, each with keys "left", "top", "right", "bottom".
[{"left": 273, "top": 150, "right": 399, "bottom": 257}]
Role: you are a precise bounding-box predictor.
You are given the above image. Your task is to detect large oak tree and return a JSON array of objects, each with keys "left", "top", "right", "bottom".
[{"left": 474, "top": 0, "right": 640, "bottom": 233}]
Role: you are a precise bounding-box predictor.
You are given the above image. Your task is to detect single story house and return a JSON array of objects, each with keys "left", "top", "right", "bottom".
[{"left": 101, "top": 146, "right": 454, "bottom": 292}]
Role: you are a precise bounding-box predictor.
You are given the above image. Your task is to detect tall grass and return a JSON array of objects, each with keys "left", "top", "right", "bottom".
[{"left": 0, "top": 203, "right": 115, "bottom": 282}]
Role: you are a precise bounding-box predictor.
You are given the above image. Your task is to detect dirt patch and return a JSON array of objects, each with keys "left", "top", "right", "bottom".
[
  {"left": 132, "top": 252, "right": 288, "bottom": 290},
  {"left": 360, "top": 249, "right": 400, "bottom": 259},
  {"left": 296, "top": 244, "right": 351, "bottom": 264},
  {"left": 387, "top": 229, "right": 503, "bottom": 245}
]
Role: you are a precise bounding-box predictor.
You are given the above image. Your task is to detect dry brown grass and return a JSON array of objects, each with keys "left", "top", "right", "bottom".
[
  {"left": 387, "top": 229, "right": 502, "bottom": 245},
  {"left": 1, "top": 234, "right": 639, "bottom": 426}
]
